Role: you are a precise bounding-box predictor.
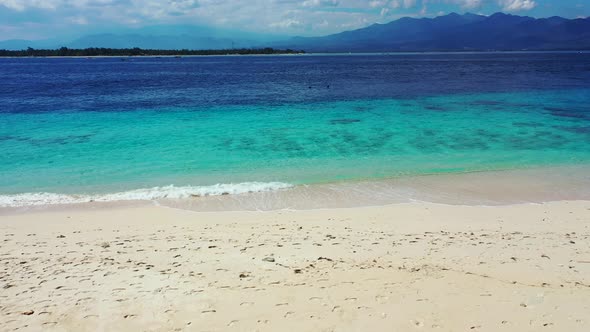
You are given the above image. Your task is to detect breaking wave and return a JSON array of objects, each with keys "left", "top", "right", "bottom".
[{"left": 0, "top": 182, "right": 294, "bottom": 208}]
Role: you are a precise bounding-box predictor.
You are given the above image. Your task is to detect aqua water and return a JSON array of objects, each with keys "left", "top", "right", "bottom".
[{"left": 1, "top": 53, "right": 589, "bottom": 206}]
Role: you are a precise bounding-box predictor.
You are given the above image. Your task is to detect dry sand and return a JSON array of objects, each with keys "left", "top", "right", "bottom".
[{"left": 1, "top": 201, "right": 589, "bottom": 331}]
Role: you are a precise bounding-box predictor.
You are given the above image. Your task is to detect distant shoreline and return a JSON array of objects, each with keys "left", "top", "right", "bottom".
[
  {"left": 0, "top": 49, "right": 587, "bottom": 58},
  {"left": 0, "top": 54, "right": 306, "bottom": 59},
  {"left": 0, "top": 47, "right": 305, "bottom": 57}
]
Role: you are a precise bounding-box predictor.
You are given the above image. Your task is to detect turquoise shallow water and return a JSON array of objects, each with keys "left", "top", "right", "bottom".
[
  {"left": 1, "top": 88, "right": 589, "bottom": 205},
  {"left": 1, "top": 53, "right": 590, "bottom": 207}
]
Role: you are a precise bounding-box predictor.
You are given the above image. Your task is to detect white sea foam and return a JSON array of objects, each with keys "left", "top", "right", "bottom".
[{"left": 0, "top": 182, "right": 294, "bottom": 208}]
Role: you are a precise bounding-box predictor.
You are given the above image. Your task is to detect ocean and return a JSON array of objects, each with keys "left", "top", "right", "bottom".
[{"left": 1, "top": 52, "right": 589, "bottom": 209}]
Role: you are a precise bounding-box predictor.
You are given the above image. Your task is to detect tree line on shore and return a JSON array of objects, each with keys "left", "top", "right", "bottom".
[{"left": 0, "top": 47, "right": 305, "bottom": 57}]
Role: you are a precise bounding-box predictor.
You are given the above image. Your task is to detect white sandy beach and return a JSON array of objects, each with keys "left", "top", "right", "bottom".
[{"left": 1, "top": 201, "right": 589, "bottom": 331}]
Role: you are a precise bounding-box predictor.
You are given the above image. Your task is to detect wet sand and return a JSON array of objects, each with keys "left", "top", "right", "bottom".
[
  {"left": 161, "top": 165, "right": 590, "bottom": 211},
  {"left": 3, "top": 165, "right": 590, "bottom": 214},
  {"left": 1, "top": 201, "right": 589, "bottom": 331}
]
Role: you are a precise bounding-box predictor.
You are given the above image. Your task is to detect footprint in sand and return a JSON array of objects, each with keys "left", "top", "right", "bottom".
[{"left": 375, "top": 295, "right": 389, "bottom": 304}]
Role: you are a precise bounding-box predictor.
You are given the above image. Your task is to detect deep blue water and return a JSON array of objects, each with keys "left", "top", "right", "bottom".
[
  {"left": 2, "top": 52, "right": 589, "bottom": 113},
  {"left": 0, "top": 52, "right": 589, "bottom": 206}
]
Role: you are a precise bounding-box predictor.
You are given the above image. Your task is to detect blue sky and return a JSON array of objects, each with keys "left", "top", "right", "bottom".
[{"left": 0, "top": 0, "right": 588, "bottom": 40}]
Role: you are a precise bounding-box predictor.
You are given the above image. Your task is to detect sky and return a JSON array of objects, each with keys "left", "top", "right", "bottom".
[{"left": 0, "top": 0, "right": 588, "bottom": 41}]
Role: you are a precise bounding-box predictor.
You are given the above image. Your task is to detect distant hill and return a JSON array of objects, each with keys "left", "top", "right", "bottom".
[
  {"left": 67, "top": 33, "right": 237, "bottom": 50},
  {"left": 0, "top": 39, "right": 63, "bottom": 50},
  {"left": 2, "top": 14, "right": 589, "bottom": 52},
  {"left": 276, "top": 12, "right": 590, "bottom": 52},
  {"left": 67, "top": 24, "right": 285, "bottom": 50},
  {"left": 0, "top": 25, "right": 286, "bottom": 51}
]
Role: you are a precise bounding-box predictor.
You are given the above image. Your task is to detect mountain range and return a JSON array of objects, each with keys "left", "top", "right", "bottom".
[
  {"left": 277, "top": 12, "right": 590, "bottom": 52},
  {"left": 1, "top": 12, "right": 589, "bottom": 52}
]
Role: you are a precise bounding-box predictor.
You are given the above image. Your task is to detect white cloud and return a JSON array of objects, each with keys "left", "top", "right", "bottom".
[
  {"left": 0, "top": 0, "right": 130, "bottom": 11},
  {"left": 0, "top": 0, "right": 61, "bottom": 11},
  {"left": 454, "top": 0, "right": 483, "bottom": 9},
  {"left": 498, "top": 0, "right": 536, "bottom": 11},
  {"left": 403, "top": 0, "right": 416, "bottom": 8},
  {"left": 389, "top": 0, "right": 401, "bottom": 9},
  {"left": 269, "top": 18, "right": 304, "bottom": 29},
  {"left": 68, "top": 15, "right": 89, "bottom": 24},
  {"left": 302, "top": 0, "right": 339, "bottom": 7},
  {"left": 369, "top": 0, "right": 387, "bottom": 8}
]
